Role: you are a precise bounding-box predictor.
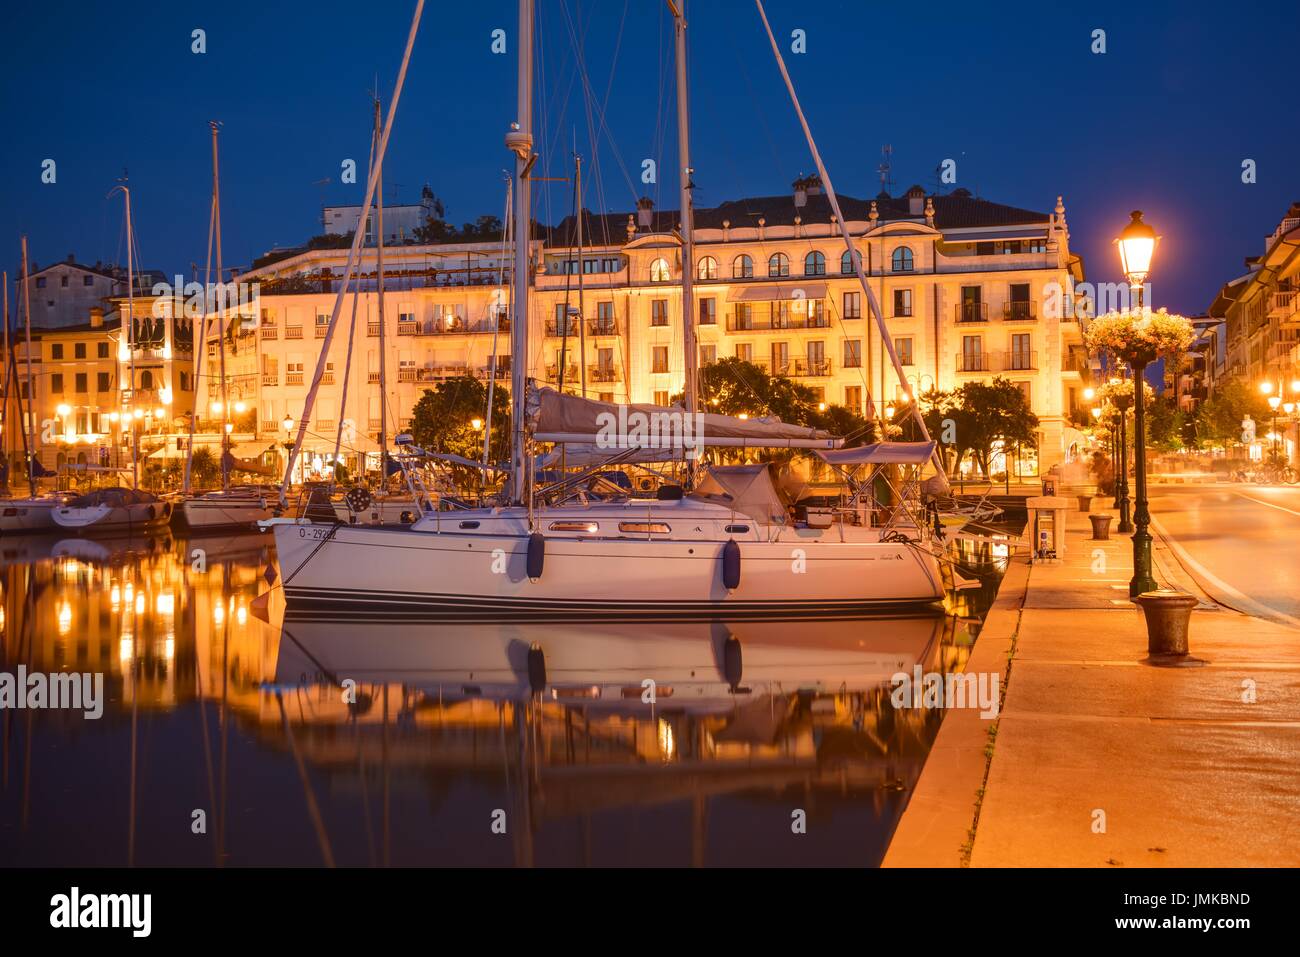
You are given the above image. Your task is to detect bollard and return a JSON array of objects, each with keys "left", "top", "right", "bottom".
[
  {"left": 1077, "top": 494, "right": 1092, "bottom": 513},
  {"left": 1088, "top": 513, "right": 1112, "bottom": 540},
  {"left": 1135, "top": 590, "right": 1204, "bottom": 666}
]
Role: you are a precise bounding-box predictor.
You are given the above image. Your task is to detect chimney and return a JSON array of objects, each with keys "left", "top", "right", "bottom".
[
  {"left": 636, "top": 196, "right": 655, "bottom": 229},
  {"left": 793, "top": 175, "right": 808, "bottom": 208},
  {"left": 905, "top": 184, "right": 925, "bottom": 216},
  {"left": 67, "top": 253, "right": 75, "bottom": 263},
  {"left": 90, "top": 306, "right": 104, "bottom": 328},
  {"left": 806, "top": 174, "right": 822, "bottom": 195}
]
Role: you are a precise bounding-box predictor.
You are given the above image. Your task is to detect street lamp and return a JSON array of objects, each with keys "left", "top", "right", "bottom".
[
  {"left": 1116, "top": 210, "right": 1160, "bottom": 597},
  {"left": 1268, "top": 393, "right": 1282, "bottom": 460}
]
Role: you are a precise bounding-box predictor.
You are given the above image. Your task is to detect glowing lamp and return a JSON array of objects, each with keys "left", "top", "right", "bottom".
[{"left": 1115, "top": 210, "right": 1157, "bottom": 285}]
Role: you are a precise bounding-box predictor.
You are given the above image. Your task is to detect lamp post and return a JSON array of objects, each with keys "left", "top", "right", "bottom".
[
  {"left": 282, "top": 415, "right": 295, "bottom": 486},
  {"left": 1113, "top": 386, "right": 1134, "bottom": 533},
  {"left": 1116, "top": 210, "right": 1160, "bottom": 598}
]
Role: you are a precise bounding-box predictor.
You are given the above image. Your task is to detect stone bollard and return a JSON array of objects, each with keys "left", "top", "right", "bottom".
[
  {"left": 1135, "top": 590, "right": 1204, "bottom": 666},
  {"left": 1088, "top": 513, "right": 1112, "bottom": 540},
  {"left": 1077, "top": 494, "right": 1093, "bottom": 513}
]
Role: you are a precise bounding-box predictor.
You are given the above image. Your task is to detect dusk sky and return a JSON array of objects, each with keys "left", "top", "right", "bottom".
[{"left": 3, "top": 0, "right": 1297, "bottom": 315}]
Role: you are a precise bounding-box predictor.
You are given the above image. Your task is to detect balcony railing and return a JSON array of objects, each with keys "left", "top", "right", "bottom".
[
  {"left": 367, "top": 322, "right": 380, "bottom": 336},
  {"left": 588, "top": 318, "right": 618, "bottom": 336},
  {"left": 725, "top": 311, "right": 831, "bottom": 332},
  {"left": 286, "top": 372, "right": 304, "bottom": 386},
  {"left": 397, "top": 368, "right": 416, "bottom": 383},
  {"left": 427, "top": 317, "right": 507, "bottom": 335},
  {"left": 589, "top": 366, "right": 617, "bottom": 383},
  {"left": 1004, "top": 349, "right": 1037, "bottom": 371},
  {"left": 367, "top": 372, "right": 380, "bottom": 383},
  {"left": 956, "top": 353, "right": 991, "bottom": 373},
  {"left": 320, "top": 373, "right": 334, "bottom": 385},
  {"left": 954, "top": 351, "right": 1038, "bottom": 373},
  {"left": 544, "top": 320, "right": 582, "bottom": 337},
  {"left": 1003, "top": 301, "right": 1036, "bottom": 321},
  {"left": 285, "top": 326, "right": 304, "bottom": 340},
  {"left": 546, "top": 365, "right": 579, "bottom": 382},
  {"left": 260, "top": 326, "right": 278, "bottom": 340},
  {"left": 261, "top": 374, "right": 278, "bottom": 386},
  {"left": 955, "top": 302, "right": 988, "bottom": 323},
  {"left": 1270, "top": 290, "right": 1297, "bottom": 317},
  {"left": 397, "top": 320, "right": 420, "bottom": 335},
  {"left": 1063, "top": 349, "right": 1091, "bottom": 373},
  {"left": 789, "top": 358, "right": 832, "bottom": 377},
  {"left": 314, "top": 325, "right": 328, "bottom": 338}
]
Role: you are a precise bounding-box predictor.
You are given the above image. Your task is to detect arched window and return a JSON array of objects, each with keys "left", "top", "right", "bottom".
[
  {"left": 841, "top": 249, "right": 858, "bottom": 274},
  {"left": 891, "top": 246, "right": 914, "bottom": 273},
  {"left": 733, "top": 255, "right": 753, "bottom": 279},
  {"left": 804, "top": 251, "right": 826, "bottom": 276},
  {"left": 697, "top": 256, "right": 718, "bottom": 280},
  {"left": 649, "top": 258, "right": 671, "bottom": 283},
  {"left": 768, "top": 253, "right": 789, "bottom": 278},
  {"left": 140, "top": 370, "right": 154, "bottom": 389}
]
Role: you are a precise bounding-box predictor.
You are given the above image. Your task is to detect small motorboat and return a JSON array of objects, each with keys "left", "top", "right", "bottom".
[
  {"left": 52, "top": 487, "right": 172, "bottom": 534},
  {"left": 179, "top": 484, "right": 277, "bottom": 531}
]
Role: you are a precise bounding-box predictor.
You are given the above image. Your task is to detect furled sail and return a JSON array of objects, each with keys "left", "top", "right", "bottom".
[{"left": 525, "top": 383, "right": 840, "bottom": 450}]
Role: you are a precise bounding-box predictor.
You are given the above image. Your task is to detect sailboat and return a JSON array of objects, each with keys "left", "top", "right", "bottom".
[
  {"left": 180, "top": 123, "right": 276, "bottom": 532},
  {"left": 0, "top": 243, "right": 67, "bottom": 534},
  {"left": 265, "top": 0, "right": 948, "bottom": 615}
]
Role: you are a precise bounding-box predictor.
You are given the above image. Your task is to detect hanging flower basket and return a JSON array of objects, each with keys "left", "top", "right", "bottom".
[{"left": 1086, "top": 307, "right": 1195, "bottom": 366}]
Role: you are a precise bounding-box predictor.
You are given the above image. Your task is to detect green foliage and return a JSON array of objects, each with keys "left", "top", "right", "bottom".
[
  {"left": 689, "top": 358, "right": 875, "bottom": 441},
  {"left": 922, "top": 377, "right": 1039, "bottom": 477},
  {"left": 190, "top": 446, "right": 220, "bottom": 489},
  {"left": 1145, "top": 393, "right": 1187, "bottom": 452},
  {"left": 410, "top": 376, "right": 510, "bottom": 465},
  {"left": 1194, "top": 379, "right": 1270, "bottom": 448}
]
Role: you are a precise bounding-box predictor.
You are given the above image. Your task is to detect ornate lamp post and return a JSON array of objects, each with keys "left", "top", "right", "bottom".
[
  {"left": 1111, "top": 384, "right": 1134, "bottom": 533},
  {"left": 1115, "top": 211, "right": 1160, "bottom": 598}
]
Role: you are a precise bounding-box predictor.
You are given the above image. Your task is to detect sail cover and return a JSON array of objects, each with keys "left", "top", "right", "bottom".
[
  {"left": 817, "top": 441, "right": 936, "bottom": 466},
  {"left": 526, "top": 383, "right": 839, "bottom": 450},
  {"left": 691, "top": 464, "right": 789, "bottom": 525}
]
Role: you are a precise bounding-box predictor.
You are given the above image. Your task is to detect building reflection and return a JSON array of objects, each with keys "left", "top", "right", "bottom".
[{"left": 1, "top": 531, "right": 998, "bottom": 866}]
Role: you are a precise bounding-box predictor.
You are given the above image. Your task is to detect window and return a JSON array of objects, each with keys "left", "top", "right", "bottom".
[
  {"left": 61, "top": 275, "right": 69, "bottom": 288},
  {"left": 51, "top": 343, "right": 64, "bottom": 360},
  {"left": 316, "top": 312, "right": 329, "bottom": 326},
  {"left": 843, "top": 339, "right": 862, "bottom": 368},
  {"left": 653, "top": 390, "right": 669, "bottom": 406},
  {"left": 807, "top": 340, "right": 826, "bottom": 374},
  {"left": 651, "top": 299, "right": 669, "bottom": 327},
  {"left": 1027, "top": 239, "right": 1047, "bottom": 254},
  {"left": 1006, "top": 283, "right": 1032, "bottom": 320},
  {"left": 700, "top": 344, "right": 716, "bottom": 366},
  {"left": 619, "top": 522, "right": 670, "bottom": 534},
  {"left": 594, "top": 300, "right": 615, "bottom": 334},
  {"left": 74, "top": 342, "right": 86, "bottom": 359},
  {"left": 959, "top": 285, "right": 984, "bottom": 322},
  {"left": 649, "top": 258, "right": 671, "bottom": 283},
  {"left": 733, "top": 255, "right": 753, "bottom": 278},
  {"left": 551, "top": 521, "right": 599, "bottom": 533},
  {"left": 97, "top": 372, "right": 111, "bottom": 392},
  {"left": 804, "top": 251, "right": 825, "bottom": 276},
  {"left": 652, "top": 346, "right": 669, "bottom": 373},
  {"left": 75, "top": 373, "right": 87, "bottom": 393},
  {"left": 140, "top": 370, "right": 153, "bottom": 389},
  {"left": 841, "top": 249, "right": 858, "bottom": 274},
  {"left": 98, "top": 342, "right": 109, "bottom": 358},
  {"left": 732, "top": 303, "right": 753, "bottom": 331},
  {"left": 845, "top": 385, "right": 862, "bottom": 410},
  {"left": 735, "top": 342, "right": 753, "bottom": 363},
  {"left": 1011, "top": 332, "right": 1033, "bottom": 370},
  {"left": 896, "top": 337, "right": 914, "bottom": 366},
  {"left": 36, "top": 277, "right": 46, "bottom": 289},
  {"left": 51, "top": 373, "right": 64, "bottom": 393},
  {"left": 961, "top": 335, "right": 983, "bottom": 371},
  {"left": 771, "top": 341, "right": 790, "bottom": 374},
  {"left": 699, "top": 297, "right": 716, "bottom": 325},
  {"left": 1016, "top": 381, "right": 1032, "bottom": 407},
  {"left": 697, "top": 256, "right": 717, "bottom": 280},
  {"left": 768, "top": 253, "right": 789, "bottom": 278},
  {"left": 83, "top": 275, "right": 94, "bottom": 286},
  {"left": 891, "top": 247, "right": 914, "bottom": 272},
  {"left": 893, "top": 288, "right": 913, "bottom": 317},
  {"left": 843, "top": 291, "right": 861, "bottom": 319}
]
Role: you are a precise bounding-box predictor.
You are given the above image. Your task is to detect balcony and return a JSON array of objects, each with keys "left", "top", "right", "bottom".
[
  {"left": 320, "top": 373, "right": 334, "bottom": 385},
  {"left": 1063, "top": 348, "right": 1091, "bottom": 374},
  {"left": 955, "top": 302, "right": 988, "bottom": 323},
  {"left": 544, "top": 320, "right": 582, "bottom": 338},
  {"left": 397, "top": 368, "right": 416, "bottom": 383},
  {"left": 314, "top": 324, "right": 328, "bottom": 338},
  {"left": 956, "top": 353, "right": 992, "bottom": 373},
  {"left": 725, "top": 311, "right": 831, "bottom": 332},
  {"left": 1270, "top": 290, "right": 1298, "bottom": 318},
  {"left": 261, "top": 374, "right": 278, "bottom": 386},
  {"left": 1003, "top": 301, "right": 1036, "bottom": 322},
  {"left": 367, "top": 322, "right": 380, "bottom": 336},
  {"left": 588, "top": 318, "right": 618, "bottom": 337},
  {"left": 397, "top": 320, "right": 420, "bottom": 336},
  {"left": 1003, "top": 349, "right": 1038, "bottom": 372},
  {"left": 286, "top": 373, "right": 305, "bottom": 386},
  {"left": 789, "top": 358, "right": 832, "bottom": 377},
  {"left": 546, "top": 364, "right": 579, "bottom": 382},
  {"left": 285, "top": 326, "right": 304, "bottom": 340},
  {"left": 260, "top": 326, "right": 278, "bottom": 340},
  {"left": 428, "top": 317, "right": 506, "bottom": 335},
  {"left": 589, "top": 366, "right": 617, "bottom": 383},
  {"left": 367, "top": 372, "right": 380, "bottom": 384}
]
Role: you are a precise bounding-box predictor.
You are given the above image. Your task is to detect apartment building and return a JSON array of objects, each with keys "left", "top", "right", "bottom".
[
  {"left": 231, "top": 180, "right": 1088, "bottom": 475},
  {"left": 13, "top": 255, "right": 164, "bottom": 329}
]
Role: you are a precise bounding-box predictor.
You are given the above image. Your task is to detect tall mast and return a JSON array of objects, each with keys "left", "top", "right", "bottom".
[
  {"left": 374, "top": 98, "right": 389, "bottom": 477},
  {"left": 506, "top": 0, "right": 535, "bottom": 505},
  {"left": 1, "top": 270, "right": 8, "bottom": 488},
  {"left": 125, "top": 191, "right": 139, "bottom": 490},
  {"left": 20, "top": 240, "right": 37, "bottom": 495},
  {"left": 575, "top": 153, "right": 587, "bottom": 398},
  {"left": 211, "top": 121, "right": 230, "bottom": 493},
  {"left": 671, "top": 1, "right": 698, "bottom": 415}
]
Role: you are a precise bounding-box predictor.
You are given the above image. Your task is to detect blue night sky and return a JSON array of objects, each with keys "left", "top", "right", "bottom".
[{"left": 2, "top": 0, "right": 1297, "bottom": 315}]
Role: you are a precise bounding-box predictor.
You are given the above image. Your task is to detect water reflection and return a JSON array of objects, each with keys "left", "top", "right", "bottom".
[{"left": 0, "top": 530, "right": 1010, "bottom": 867}]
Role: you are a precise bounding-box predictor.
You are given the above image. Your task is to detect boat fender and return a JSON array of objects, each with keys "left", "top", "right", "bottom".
[
  {"left": 721, "top": 539, "right": 741, "bottom": 590},
  {"left": 723, "top": 635, "right": 743, "bottom": 690},
  {"left": 526, "top": 532, "right": 545, "bottom": 580},
  {"left": 527, "top": 642, "right": 547, "bottom": 694}
]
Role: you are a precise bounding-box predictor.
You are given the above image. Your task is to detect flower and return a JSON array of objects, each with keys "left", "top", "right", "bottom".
[{"left": 1085, "top": 307, "right": 1195, "bottom": 366}]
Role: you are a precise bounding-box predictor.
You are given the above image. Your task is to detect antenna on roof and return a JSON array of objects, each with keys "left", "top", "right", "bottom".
[{"left": 877, "top": 145, "right": 893, "bottom": 196}]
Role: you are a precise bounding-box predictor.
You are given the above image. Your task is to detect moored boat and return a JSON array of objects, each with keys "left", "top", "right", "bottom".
[
  {"left": 179, "top": 484, "right": 277, "bottom": 531},
  {"left": 52, "top": 487, "right": 172, "bottom": 534}
]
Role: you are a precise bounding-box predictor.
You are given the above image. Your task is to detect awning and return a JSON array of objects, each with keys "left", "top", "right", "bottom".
[
  {"left": 726, "top": 282, "right": 827, "bottom": 303},
  {"left": 691, "top": 464, "right": 788, "bottom": 525},
  {"left": 818, "top": 441, "right": 937, "bottom": 466},
  {"left": 230, "top": 441, "right": 275, "bottom": 459}
]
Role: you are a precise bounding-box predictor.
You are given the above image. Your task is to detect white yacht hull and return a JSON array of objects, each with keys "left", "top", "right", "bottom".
[
  {"left": 0, "top": 499, "right": 60, "bottom": 534},
  {"left": 181, "top": 497, "right": 276, "bottom": 530},
  {"left": 270, "top": 504, "right": 945, "bottom": 617},
  {"left": 52, "top": 501, "right": 172, "bottom": 533}
]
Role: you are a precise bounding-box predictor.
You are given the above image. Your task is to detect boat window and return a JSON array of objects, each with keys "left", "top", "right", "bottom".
[
  {"left": 549, "top": 521, "right": 598, "bottom": 533},
  {"left": 725, "top": 524, "right": 750, "bottom": 534},
  {"left": 458, "top": 521, "right": 480, "bottom": 529},
  {"left": 619, "top": 522, "right": 670, "bottom": 534}
]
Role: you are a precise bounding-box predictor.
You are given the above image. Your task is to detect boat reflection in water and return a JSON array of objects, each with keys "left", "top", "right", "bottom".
[{"left": 0, "top": 530, "right": 1008, "bottom": 867}]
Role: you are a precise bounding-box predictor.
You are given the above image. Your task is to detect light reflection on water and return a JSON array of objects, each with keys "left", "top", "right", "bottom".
[{"left": 0, "top": 529, "right": 1010, "bottom": 867}]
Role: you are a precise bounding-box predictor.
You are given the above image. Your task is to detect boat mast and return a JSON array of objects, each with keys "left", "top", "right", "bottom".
[
  {"left": 20, "top": 240, "right": 37, "bottom": 496},
  {"left": 1, "top": 271, "right": 8, "bottom": 490},
  {"left": 183, "top": 195, "right": 217, "bottom": 497},
  {"left": 211, "top": 121, "right": 230, "bottom": 493},
  {"left": 374, "top": 97, "right": 389, "bottom": 480},
  {"left": 483, "top": 175, "right": 512, "bottom": 469},
  {"left": 671, "top": 0, "right": 698, "bottom": 416},
  {"left": 506, "top": 0, "right": 535, "bottom": 506},
  {"left": 575, "top": 152, "right": 587, "bottom": 398}
]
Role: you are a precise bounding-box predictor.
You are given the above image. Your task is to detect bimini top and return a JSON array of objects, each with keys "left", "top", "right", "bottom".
[{"left": 817, "top": 441, "right": 937, "bottom": 466}]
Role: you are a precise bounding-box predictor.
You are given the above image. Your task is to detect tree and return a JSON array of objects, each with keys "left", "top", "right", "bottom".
[
  {"left": 409, "top": 376, "right": 510, "bottom": 466},
  {"left": 1145, "top": 393, "right": 1187, "bottom": 452},
  {"left": 922, "top": 378, "right": 1038, "bottom": 477},
  {"left": 190, "top": 447, "right": 220, "bottom": 489},
  {"left": 1194, "top": 379, "right": 1269, "bottom": 449},
  {"left": 689, "top": 358, "right": 874, "bottom": 440}
]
